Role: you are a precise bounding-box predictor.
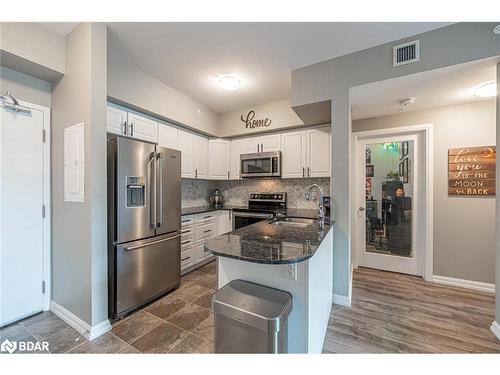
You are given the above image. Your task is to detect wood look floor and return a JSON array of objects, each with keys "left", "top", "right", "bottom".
[{"left": 323, "top": 267, "right": 500, "bottom": 353}]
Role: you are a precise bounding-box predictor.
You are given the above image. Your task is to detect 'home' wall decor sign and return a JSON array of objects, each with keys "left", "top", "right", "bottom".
[
  {"left": 241, "top": 110, "right": 272, "bottom": 130},
  {"left": 448, "top": 146, "right": 496, "bottom": 196}
]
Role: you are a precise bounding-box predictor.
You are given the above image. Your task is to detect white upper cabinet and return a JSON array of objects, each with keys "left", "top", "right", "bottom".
[
  {"left": 281, "top": 126, "right": 330, "bottom": 179},
  {"left": 193, "top": 134, "right": 208, "bottom": 179},
  {"left": 178, "top": 129, "right": 195, "bottom": 178},
  {"left": 307, "top": 127, "right": 330, "bottom": 177},
  {"left": 107, "top": 105, "right": 128, "bottom": 136},
  {"left": 208, "top": 139, "right": 231, "bottom": 180},
  {"left": 230, "top": 139, "right": 244, "bottom": 180},
  {"left": 158, "top": 122, "right": 179, "bottom": 150},
  {"left": 242, "top": 133, "right": 281, "bottom": 153},
  {"left": 127, "top": 112, "right": 158, "bottom": 143},
  {"left": 281, "top": 131, "right": 307, "bottom": 178},
  {"left": 106, "top": 104, "right": 158, "bottom": 143}
]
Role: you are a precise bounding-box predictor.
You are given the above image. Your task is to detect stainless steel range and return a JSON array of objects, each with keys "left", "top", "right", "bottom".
[{"left": 232, "top": 193, "right": 287, "bottom": 230}]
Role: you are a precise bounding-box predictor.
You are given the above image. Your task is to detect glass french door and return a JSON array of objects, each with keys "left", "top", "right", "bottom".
[{"left": 355, "top": 133, "right": 421, "bottom": 276}]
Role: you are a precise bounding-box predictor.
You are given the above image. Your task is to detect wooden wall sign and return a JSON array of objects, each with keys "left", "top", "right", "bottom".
[
  {"left": 448, "top": 146, "right": 496, "bottom": 196},
  {"left": 241, "top": 110, "right": 272, "bottom": 130}
]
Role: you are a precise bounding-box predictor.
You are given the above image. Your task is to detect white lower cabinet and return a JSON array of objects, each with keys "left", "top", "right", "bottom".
[
  {"left": 217, "top": 210, "right": 233, "bottom": 234},
  {"left": 181, "top": 212, "right": 218, "bottom": 273}
]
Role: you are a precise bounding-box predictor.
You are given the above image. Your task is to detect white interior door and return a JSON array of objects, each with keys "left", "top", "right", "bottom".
[
  {"left": 355, "top": 133, "right": 422, "bottom": 276},
  {"left": 1, "top": 103, "right": 48, "bottom": 326}
]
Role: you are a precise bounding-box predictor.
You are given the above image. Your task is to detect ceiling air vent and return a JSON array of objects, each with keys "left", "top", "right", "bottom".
[{"left": 393, "top": 40, "right": 420, "bottom": 67}]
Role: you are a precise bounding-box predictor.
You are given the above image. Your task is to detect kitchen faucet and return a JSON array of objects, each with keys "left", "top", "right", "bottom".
[{"left": 305, "top": 184, "right": 326, "bottom": 227}]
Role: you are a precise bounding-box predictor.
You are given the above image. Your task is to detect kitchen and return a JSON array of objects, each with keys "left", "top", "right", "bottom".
[{"left": 1, "top": 19, "right": 500, "bottom": 368}]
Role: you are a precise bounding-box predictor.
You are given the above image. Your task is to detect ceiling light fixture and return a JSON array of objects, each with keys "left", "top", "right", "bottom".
[
  {"left": 218, "top": 75, "right": 241, "bottom": 91},
  {"left": 399, "top": 98, "right": 415, "bottom": 112},
  {"left": 473, "top": 81, "right": 497, "bottom": 98}
]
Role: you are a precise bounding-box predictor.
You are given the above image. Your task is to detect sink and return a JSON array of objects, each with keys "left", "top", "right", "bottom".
[{"left": 270, "top": 217, "right": 317, "bottom": 227}]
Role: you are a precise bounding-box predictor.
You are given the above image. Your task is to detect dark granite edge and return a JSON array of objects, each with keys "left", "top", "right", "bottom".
[{"left": 206, "top": 246, "right": 316, "bottom": 265}]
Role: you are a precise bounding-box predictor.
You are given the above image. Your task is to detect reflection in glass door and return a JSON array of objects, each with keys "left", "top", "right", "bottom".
[{"left": 365, "top": 141, "right": 413, "bottom": 258}]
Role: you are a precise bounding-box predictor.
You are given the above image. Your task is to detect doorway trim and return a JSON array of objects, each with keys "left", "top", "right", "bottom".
[
  {"left": 352, "top": 124, "right": 433, "bottom": 281},
  {"left": 16, "top": 100, "right": 51, "bottom": 311}
]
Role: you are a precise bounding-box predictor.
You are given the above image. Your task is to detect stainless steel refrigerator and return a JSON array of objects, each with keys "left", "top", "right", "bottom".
[{"left": 107, "top": 136, "right": 181, "bottom": 320}]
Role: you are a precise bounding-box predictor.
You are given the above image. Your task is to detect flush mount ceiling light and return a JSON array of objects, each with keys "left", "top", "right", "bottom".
[
  {"left": 218, "top": 75, "right": 241, "bottom": 91},
  {"left": 473, "top": 81, "right": 497, "bottom": 98},
  {"left": 399, "top": 98, "right": 415, "bottom": 112}
]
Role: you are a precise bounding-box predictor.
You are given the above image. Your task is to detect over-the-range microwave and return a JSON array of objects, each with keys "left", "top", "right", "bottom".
[{"left": 240, "top": 151, "right": 281, "bottom": 178}]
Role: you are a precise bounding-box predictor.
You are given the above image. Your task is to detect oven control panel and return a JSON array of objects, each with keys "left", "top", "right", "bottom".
[{"left": 249, "top": 192, "right": 287, "bottom": 203}]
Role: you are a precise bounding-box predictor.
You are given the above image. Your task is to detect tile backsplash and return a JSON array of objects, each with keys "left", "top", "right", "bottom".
[{"left": 182, "top": 177, "right": 330, "bottom": 209}]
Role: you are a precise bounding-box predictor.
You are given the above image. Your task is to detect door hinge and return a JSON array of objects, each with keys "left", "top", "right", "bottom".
[
  {"left": 42, "top": 129, "right": 46, "bottom": 143},
  {"left": 42, "top": 281, "right": 46, "bottom": 294},
  {"left": 42, "top": 205, "right": 46, "bottom": 218}
]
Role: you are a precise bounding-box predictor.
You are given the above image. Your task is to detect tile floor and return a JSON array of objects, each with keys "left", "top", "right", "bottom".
[{"left": 0, "top": 260, "right": 217, "bottom": 354}]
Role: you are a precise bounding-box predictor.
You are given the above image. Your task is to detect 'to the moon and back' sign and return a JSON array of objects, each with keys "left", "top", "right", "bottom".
[
  {"left": 448, "top": 146, "right": 496, "bottom": 196},
  {"left": 241, "top": 110, "right": 272, "bottom": 130}
]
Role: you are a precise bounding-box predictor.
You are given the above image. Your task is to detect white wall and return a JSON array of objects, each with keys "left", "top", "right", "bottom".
[{"left": 354, "top": 100, "right": 496, "bottom": 284}]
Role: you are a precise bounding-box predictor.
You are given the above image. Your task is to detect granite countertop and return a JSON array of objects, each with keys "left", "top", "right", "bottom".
[
  {"left": 181, "top": 205, "right": 321, "bottom": 219},
  {"left": 204, "top": 218, "right": 333, "bottom": 264}
]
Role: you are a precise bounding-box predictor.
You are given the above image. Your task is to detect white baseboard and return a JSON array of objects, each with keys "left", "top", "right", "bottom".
[
  {"left": 333, "top": 293, "right": 351, "bottom": 307},
  {"left": 50, "top": 301, "right": 111, "bottom": 341},
  {"left": 432, "top": 275, "right": 495, "bottom": 294},
  {"left": 491, "top": 321, "right": 500, "bottom": 341}
]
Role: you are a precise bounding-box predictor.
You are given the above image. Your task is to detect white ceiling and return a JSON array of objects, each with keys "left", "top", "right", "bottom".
[
  {"left": 106, "top": 22, "right": 451, "bottom": 114},
  {"left": 350, "top": 57, "right": 498, "bottom": 120},
  {"left": 38, "top": 22, "right": 78, "bottom": 36}
]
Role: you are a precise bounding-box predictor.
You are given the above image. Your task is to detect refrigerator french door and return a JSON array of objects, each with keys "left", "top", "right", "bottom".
[{"left": 108, "top": 137, "right": 181, "bottom": 320}]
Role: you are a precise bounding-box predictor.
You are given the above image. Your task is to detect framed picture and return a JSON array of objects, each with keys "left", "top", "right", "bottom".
[
  {"left": 402, "top": 141, "right": 409, "bottom": 157},
  {"left": 366, "top": 164, "right": 374, "bottom": 177},
  {"left": 403, "top": 158, "right": 410, "bottom": 183},
  {"left": 366, "top": 177, "right": 372, "bottom": 197}
]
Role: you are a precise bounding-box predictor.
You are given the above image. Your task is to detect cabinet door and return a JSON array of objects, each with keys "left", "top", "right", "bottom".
[
  {"left": 208, "top": 139, "right": 231, "bottom": 180},
  {"left": 281, "top": 131, "right": 307, "bottom": 178},
  {"left": 127, "top": 112, "right": 158, "bottom": 143},
  {"left": 195, "top": 242, "right": 213, "bottom": 263},
  {"left": 107, "top": 105, "right": 128, "bottom": 136},
  {"left": 178, "top": 130, "right": 194, "bottom": 178},
  {"left": 307, "top": 127, "right": 331, "bottom": 178},
  {"left": 230, "top": 139, "right": 244, "bottom": 180},
  {"left": 193, "top": 134, "right": 208, "bottom": 179},
  {"left": 242, "top": 137, "right": 259, "bottom": 153},
  {"left": 260, "top": 134, "right": 281, "bottom": 152},
  {"left": 158, "top": 122, "right": 179, "bottom": 150}
]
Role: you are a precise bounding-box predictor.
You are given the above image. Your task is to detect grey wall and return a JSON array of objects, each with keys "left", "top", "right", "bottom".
[
  {"left": 51, "top": 23, "right": 108, "bottom": 326},
  {"left": 107, "top": 32, "right": 219, "bottom": 137},
  {"left": 291, "top": 22, "right": 500, "bottom": 300},
  {"left": 218, "top": 99, "right": 304, "bottom": 137},
  {"left": 354, "top": 100, "right": 496, "bottom": 284},
  {"left": 0, "top": 66, "right": 51, "bottom": 107},
  {"left": 181, "top": 177, "right": 330, "bottom": 210}
]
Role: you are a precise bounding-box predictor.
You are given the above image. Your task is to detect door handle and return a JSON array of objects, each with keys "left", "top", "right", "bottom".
[
  {"left": 148, "top": 153, "right": 156, "bottom": 229},
  {"left": 125, "top": 234, "right": 180, "bottom": 251},
  {"left": 156, "top": 152, "right": 163, "bottom": 228},
  {"left": 359, "top": 207, "right": 366, "bottom": 212}
]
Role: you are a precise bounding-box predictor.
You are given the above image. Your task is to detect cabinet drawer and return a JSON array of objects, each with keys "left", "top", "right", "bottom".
[
  {"left": 180, "top": 226, "right": 194, "bottom": 239},
  {"left": 195, "top": 221, "right": 217, "bottom": 242},
  {"left": 181, "top": 249, "right": 194, "bottom": 270},
  {"left": 180, "top": 235, "right": 194, "bottom": 249},
  {"left": 195, "top": 212, "right": 217, "bottom": 224},
  {"left": 181, "top": 215, "right": 194, "bottom": 227}
]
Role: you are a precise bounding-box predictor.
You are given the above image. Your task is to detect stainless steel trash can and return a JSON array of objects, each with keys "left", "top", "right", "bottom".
[{"left": 212, "top": 279, "right": 293, "bottom": 353}]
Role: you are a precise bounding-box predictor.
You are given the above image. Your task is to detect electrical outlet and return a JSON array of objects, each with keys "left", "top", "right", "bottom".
[{"left": 285, "top": 264, "right": 297, "bottom": 280}]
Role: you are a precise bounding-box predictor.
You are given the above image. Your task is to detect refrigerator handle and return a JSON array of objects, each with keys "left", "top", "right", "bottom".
[
  {"left": 156, "top": 152, "right": 163, "bottom": 228},
  {"left": 148, "top": 152, "right": 156, "bottom": 229}
]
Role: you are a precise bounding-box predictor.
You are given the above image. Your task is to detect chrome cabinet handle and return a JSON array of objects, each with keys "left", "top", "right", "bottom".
[
  {"left": 181, "top": 256, "right": 191, "bottom": 262},
  {"left": 195, "top": 168, "right": 198, "bottom": 178},
  {"left": 307, "top": 167, "right": 310, "bottom": 177},
  {"left": 130, "top": 123, "right": 134, "bottom": 137},
  {"left": 228, "top": 171, "right": 230, "bottom": 180},
  {"left": 261, "top": 143, "right": 264, "bottom": 152},
  {"left": 204, "top": 229, "right": 212, "bottom": 233},
  {"left": 121, "top": 121, "right": 127, "bottom": 135},
  {"left": 303, "top": 167, "right": 305, "bottom": 177},
  {"left": 181, "top": 240, "right": 191, "bottom": 245}
]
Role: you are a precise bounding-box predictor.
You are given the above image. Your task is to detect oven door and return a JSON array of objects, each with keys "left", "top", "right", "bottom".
[
  {"left": 240, "top": 152, "right": 280, "bottom": 178},
  {"left": 233, "top": 211, "right": 274, "bottom": 230}
]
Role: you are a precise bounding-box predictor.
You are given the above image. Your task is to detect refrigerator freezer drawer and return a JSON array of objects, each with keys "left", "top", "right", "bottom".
[{"left": 115, "top": 233, "right": 180, "bottom": 317}]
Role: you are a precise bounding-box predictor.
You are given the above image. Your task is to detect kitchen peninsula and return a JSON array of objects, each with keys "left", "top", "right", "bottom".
[{"left": 205, "top": 216, "right": 333, "bottom": 353}]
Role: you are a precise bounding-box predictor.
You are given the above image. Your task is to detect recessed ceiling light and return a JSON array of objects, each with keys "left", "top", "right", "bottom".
[
  {"left": 473, "top": 81, "right": 497, "bottom": 98},
  {"left": 218, "top": 75, "right": 241, "bottom": 91}
]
